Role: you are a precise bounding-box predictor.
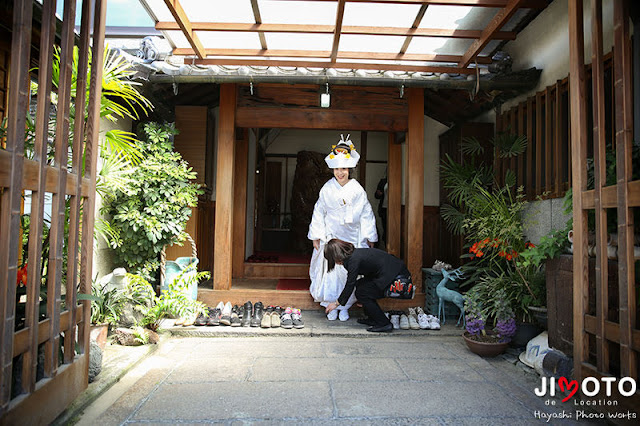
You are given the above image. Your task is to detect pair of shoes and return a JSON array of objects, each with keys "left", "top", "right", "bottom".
[
  {"left": 407, "top": 308, "right": 421, "bottom": 330},
  {"left": 251, "top": 301, "right": 264, "bottom": 327},
  {"left": 416, "top": 307, "right": 430, "bottom": 329},
  {"left": 429, "top": 315, "right": 441, "bottom": 330},
  {"left": 367, "top": 323, "right": 393, "bottom": 333},
  {"left": 338, "top": 309, "right": 350, "bottom": 321},
  {"left": 182, "top": 313, "right": 197, "bottom": 327},
  {"left": 241, "top": 301, "right": 252, "bottom": 327},
  {"left": 261, "top": 306, "right": 281, "bottom": 328},
  {"left": 357, "top": 317, "right": 376, "bottom": 326},
  {"left": 281, "top": 307, "right": 294, "bottom": 329},
  {"left": 174, "top": 317, "right": 185, "bottom": 326},
  {"left": 327, "top": 309, "right": 339, "bottom": 321},
  {"left": 291, "top": 308, "right": 304, "bottom": 329}
]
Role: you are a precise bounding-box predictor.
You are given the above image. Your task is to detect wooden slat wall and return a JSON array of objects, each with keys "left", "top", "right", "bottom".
[
  {"left": 387, "top": 134, "right": 401, "bottom": 258},
  {"left": 0, "top": 0, "right": 107, "bottom": 423},
  {"left": 569, "top": 0, "right": 639, "bottom": 411}
]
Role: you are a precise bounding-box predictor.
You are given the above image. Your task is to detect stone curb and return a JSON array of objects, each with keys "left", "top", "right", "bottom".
[{"left": 52, "top": 334, "right": 165, "bottom": 426}]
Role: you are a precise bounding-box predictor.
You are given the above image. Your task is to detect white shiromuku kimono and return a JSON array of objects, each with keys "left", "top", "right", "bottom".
[{"left": 308, "top": 178, "right": 378, "bottom": 309}]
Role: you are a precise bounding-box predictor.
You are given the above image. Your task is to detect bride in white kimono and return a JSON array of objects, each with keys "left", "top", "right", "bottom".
[{"left": 308, "top": 135, "right": 378, "bottom": 321}]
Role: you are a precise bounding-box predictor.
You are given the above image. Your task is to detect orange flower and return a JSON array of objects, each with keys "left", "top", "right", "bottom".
[
  {"left": 498, "top": 251, "right": 506, "bottom": 257},
  {"left": 506, "top": 253, "right": 512, "bottom": 261},
  {"left": 512, "top": 251, "right": 519, "bottom": 258},
  {"left": 17, "top": 264, "right": 27, "bottom": 286},
  {"left": 476, "top": 250, "right": 484, "bottom": 257}
]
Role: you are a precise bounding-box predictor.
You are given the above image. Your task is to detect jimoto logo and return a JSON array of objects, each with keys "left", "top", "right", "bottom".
[{"left": 535, "top": 376, "right": 637, "bottom": 402}]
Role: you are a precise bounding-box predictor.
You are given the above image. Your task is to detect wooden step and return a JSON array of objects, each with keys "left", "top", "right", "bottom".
[
  {"left": 197, "top": 287, "right": 426, "bottom": 311},
  {"left": 243, "top": 262, "right": 309, "bottom": 279}
]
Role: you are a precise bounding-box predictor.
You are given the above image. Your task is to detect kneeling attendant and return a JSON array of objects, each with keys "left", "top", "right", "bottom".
[{"left": 324, "top": 238, "right": 411, "bottom": 332}]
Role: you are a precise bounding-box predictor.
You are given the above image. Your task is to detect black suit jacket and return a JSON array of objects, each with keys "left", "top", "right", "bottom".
[{"left": 338, "top": 248, "right": 409, "bottom": 306}]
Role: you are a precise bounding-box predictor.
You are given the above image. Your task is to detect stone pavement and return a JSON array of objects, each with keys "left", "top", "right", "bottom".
[{"left": 67, "top": 310, "right": 602, "bottom": 425}]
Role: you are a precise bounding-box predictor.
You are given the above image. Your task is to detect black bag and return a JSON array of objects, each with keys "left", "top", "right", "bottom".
[{"left": 384, "top": 274, "right": 414, "bottom": 299}]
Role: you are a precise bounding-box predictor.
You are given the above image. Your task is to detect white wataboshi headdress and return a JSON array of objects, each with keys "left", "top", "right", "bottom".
[{"left": 324, "top": 134, "right": 360, "bottom": 169}]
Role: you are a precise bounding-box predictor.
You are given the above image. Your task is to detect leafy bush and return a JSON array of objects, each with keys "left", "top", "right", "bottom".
[
  {"left": 103, "top": 123, "right": 201, "bottom": 279},
  {"left": 79, "top": 282, "right": 128, "bottom": 325},
  {"left": 126, "top": 266, "right": 209, "bottom": 332}
]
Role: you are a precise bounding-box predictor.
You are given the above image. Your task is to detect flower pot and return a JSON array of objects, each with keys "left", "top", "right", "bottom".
[
  {"left": 510, "top": 321, "right": 542, "bottom": 348},
  {"left": 528, "top": 306, "right": 548, "bottom": 330},
  {"left": 90, "top": 324, "right": 109, "bottom": 350},
  {"left": 462, "top": 332, "right": 509, "bottom": 357}
]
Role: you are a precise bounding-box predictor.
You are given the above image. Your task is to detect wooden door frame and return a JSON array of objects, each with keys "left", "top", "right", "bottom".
[{"left": 214, "top": 83, "right": 425, "bottom": 290}]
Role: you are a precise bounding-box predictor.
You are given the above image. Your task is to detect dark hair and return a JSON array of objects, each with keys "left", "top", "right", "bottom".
[{"left": 324, "top": 239, "right": 355, "bottom": 272}]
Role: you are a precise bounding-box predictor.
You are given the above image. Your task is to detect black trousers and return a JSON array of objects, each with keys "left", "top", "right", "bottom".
[{"left": 355, "top": 278, "right": 390, "bottom": 327}]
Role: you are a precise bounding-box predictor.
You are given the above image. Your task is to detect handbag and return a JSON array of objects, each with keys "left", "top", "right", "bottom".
[{"left": 384, "top": 274, "right": 414, "bottom": 299}]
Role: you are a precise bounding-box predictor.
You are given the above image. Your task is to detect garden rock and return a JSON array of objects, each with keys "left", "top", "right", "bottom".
[
  {"left": 147, "top": 329, "right": 160, "bottom": 344},
  {"left": 88, "top": 339, "right": 103, "bottom": 382},
  {"left": 114, "top": 327, "right": 138, "bottom": 346}
]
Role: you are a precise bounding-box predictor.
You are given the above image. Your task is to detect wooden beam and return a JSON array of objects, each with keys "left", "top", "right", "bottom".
[
  {"left": 232, "top": 129, "right": 249, "bottom": 278},
  {"left": 1, "top": 0, "right": 33, "bottom": 409},
  {"left": 22, "top": 0, "right": 56, "bottom": 393},
  {"left": 613, "top": 0, "right": 636, "bottom": 380},
  {"left": 517, "top": 102, "right": 524, "bottom": 187},
  {"left": 545, "top": 88, "right": 552, "bottom": 193},
  {"left": 193, "top": 58, "right": 477, "bottom": 73},
  {"left": 406, "top": 88, "right": 424, "bottom": 287},
  {"left": 582, "top": 181, "right": 640, "bottom": 209},
  {"left": 213, "top": 84, "right": 237, "bottom": 290},
  {"left": 269, "top": 0, "right": 547, "bottom": 7},
  {"left": 236, "top": 107, "right": 408, "bottom": 132},
  {"left": 387, "top": 133, "right": 402, "bottom": 257},
  {"left": 526, "top": 97, "right": 533, "bottom": 198},
  {"left": 535, "top": 91, "right": 543, "bottom": 195},
  {"left": 400, "top": 5, "right": 429, "bottom": 54},
  {"left": 157, "top": 22, "right": 517, "bottom": 40},
  {"left": 330, "top": 0, "right": 346, "bottom": 62},
  {"left": 162, "top": 0, "right": 206, "bottom": 59},
  {"left": 591, "top": 0, "right": 609, "bottom": 374},
  {"left": 173, "top": 48, "right": 492, "bottom": 64},
  {"left": 568, "top": 0, "right": 589, "bottom": 386},
  {"left": 250, "top": 0, "right": 267, "bottom": 50},
  {"left": 458, "top": 0, "right": 524, "bottom": 68}
]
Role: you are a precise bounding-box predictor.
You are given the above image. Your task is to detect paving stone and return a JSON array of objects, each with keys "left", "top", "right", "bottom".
[
  {"left": 332, "top": 381, "right": 532, "bottom": 418},
  {"left": 250, "top": 357, "right": 406, "bottom": 382},
  {"left": 324, "top": 339, "right": 457, "bottom": 359},
  {"left": 166, "top": 356, "right": 254, "bottom": 383},
  {"left": 133, "top": 381, "right": 333, "bottom": 421},
  {"left": 397, "top": 357, "right": 485, "bottom": 382}
]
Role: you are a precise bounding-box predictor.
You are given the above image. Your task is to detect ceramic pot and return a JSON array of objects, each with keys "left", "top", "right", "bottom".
[
  {"left": 462, "top": 332, "right": 509, "bottom": 357},
  {"left": 511, "top": 322, "right": 542, "bottom": 348},
  {"left": 528, "top": 306, "right": 548, "bottom": 330},
  {"left": 90, "top": 324, "right": 109, "bottom": 350}
]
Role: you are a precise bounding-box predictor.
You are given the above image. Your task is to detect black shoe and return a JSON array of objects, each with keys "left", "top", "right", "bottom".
[
  {"left": 194, "top": 312, "right": 208, "bottom": 326},
  {"left": 206, "top": 308, "right": 220, "bottom": 326},
  {"left": 367, "top": 323, "right": 393, "bottom": 333},
  {"left": 251, "top": 301, "right": 264, "bottom": 327},
  {"left": 241, "top": 301, "right": 253, "bottom": 327},
  {"left": 230, "top": 305, "right": 241, "bottom": 327},
  {"left": 357, "top": 317, "right": 376, "bottom": 326}
]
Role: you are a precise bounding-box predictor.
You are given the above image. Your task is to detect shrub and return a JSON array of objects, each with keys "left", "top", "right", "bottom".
[{"left": 103, "top": 123, "right": 201, "bottom": 280}]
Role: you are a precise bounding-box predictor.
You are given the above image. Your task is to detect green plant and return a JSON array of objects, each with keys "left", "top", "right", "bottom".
[
  {"left": 78, "top": 282, "right": 127, "bottom": 325},
  {"left": 103, "top": 123, "right": 201, "bottom": 279},
  {"left": 465, "top": 287, "right": 516, "bottom": 342},
  {"left": 132, "top": 326, "right": 150, "bottom": 345},
  {"left": 125, "top": 265, "right": 209, "bottom": 332}
]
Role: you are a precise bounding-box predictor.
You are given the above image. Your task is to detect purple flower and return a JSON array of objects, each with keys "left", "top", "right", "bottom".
[
  {"left": 466, "top": 315, "right": 485, "bottom": 336},
  {"left": 495, "top": 317, "right": 516, "bottom": 342}
]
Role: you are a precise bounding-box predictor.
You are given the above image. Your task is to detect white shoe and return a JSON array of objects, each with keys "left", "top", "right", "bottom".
[
  {"left": 390, "top": 314, "right": 400, "bottom": 329},
  {"left": 407, "top": 308, "right": 420, "bottom": 330},
  {"left": 429, "top": 316, "right": 441, "bottom": 330},
  {"left": 399, "top": 314, "right": 410, "bottom": 330},
  {"left": 327, "top": 309, "right": 339, "bottom": 321},
  {"left": 338, "top": 309, "right": 350, "bottom": 321},
  {"left": 417, "top": 310, "right": 431, "bottom": 330}
]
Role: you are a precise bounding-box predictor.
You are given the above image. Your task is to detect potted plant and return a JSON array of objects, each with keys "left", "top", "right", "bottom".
[
  {"left": 78, "top": 281, "right": 127, "bottom": 349},
  {"left": 463, "top": 289, "right": 516, "bottom": 357}
]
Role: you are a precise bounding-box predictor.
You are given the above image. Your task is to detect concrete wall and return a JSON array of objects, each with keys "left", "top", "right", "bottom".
[{"left": 94, "top": 117, "right": 133, "bottom": 280}]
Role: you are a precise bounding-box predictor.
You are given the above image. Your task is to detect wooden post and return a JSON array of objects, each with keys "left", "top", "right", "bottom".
[
  {"left": 568, "top": 0, "right": 589, "bottom": 384},
  {"left": 359, "top": 131, "right": 367, "bottom": 185},
  {"left": 590, "top": 0, "right": 609, "bottom": 374},
  {"left": 613, "top": 0, "right": 636, "bottom": 380},
  {"left": 406, "top": 88, "right": 424, "bottom": 287},
  {"left": 232, "top": 128, "right": 248, "bottom": 278},
  {"left": 387, "top": 133, "right": 401, "bottom": 257},
  {"left": 213, "top": 84, "right": 237, "bottom": 290}
]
